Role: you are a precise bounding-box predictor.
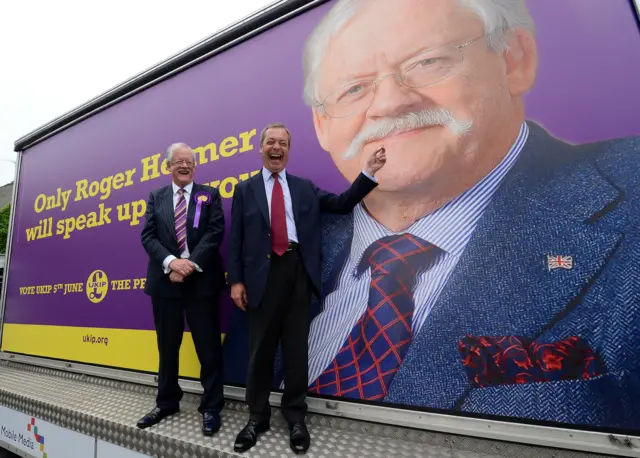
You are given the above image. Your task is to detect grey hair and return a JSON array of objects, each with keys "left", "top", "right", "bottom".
[
  {"left": 166, "top": 142, "right": 196, "bottom": 163},
  {"left": 302, "top": 0, "right": 536, "bottom": 107}
]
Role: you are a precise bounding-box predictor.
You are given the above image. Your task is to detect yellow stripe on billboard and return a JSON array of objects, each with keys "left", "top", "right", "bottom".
[{"left": 1, "top": 324, "right": 224, "bottom": 379}]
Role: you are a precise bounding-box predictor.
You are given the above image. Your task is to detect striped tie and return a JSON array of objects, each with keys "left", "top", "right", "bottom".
[{"left": 175, "top": 188, "right": 187, "bottom": 253}]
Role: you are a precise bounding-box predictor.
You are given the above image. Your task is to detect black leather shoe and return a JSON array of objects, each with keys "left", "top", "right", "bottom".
[
  {"left": 289, "top": 420, "right": 310, "bottom": 454},
  {"left": 136, "top": 406, "right": 179, "bottom": 429},
  {"left": 202, "top": 411, "right": 221, "bottom": 436},
  {"left": 233, "top": 419, "right": 270, "bottom": 453}
]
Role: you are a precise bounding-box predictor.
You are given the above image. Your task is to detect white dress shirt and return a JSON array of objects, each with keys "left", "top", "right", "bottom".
[
  {"left": 261, "top": 168, "right": 299, "bottom": 243},
  {"left": 261, "top": 167, "right": 378, "bottom": 244},
  {"left": 162, "top": 181, "right": 202, "bottom": 273}
]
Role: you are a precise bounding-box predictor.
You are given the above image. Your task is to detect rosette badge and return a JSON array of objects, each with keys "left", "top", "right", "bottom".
[{"left": 193, "top": 191, "right": 212, "bottom": 228}]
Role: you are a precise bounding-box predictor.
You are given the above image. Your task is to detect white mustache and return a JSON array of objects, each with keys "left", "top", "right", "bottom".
[{"left": 342, "top": 108, "right": 473, "bottom": 159}]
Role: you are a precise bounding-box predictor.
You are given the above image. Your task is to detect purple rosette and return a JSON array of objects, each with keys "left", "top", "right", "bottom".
[{"left": 193, "top": 191, "right": 212, "bottom": 228}]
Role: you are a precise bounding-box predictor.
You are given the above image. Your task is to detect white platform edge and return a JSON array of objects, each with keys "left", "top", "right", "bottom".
[{"left": 0, "top": 352, "right": 638, "bottom": 457}]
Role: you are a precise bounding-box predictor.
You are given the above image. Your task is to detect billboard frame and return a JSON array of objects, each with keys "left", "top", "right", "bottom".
[
  {"left": 0, "top": 151, "right": 22, "bottom": 347},
  {"left": 2, "top": 0, "right": 640, "bottom": 456}
]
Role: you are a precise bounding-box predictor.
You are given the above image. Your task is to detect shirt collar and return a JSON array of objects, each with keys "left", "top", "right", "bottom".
[
  {"left": 350, "top": 121, "right": 529, "bottom": 270},
  {"left": 262, "top": 167, "right": 287, "bottom": 184},
  {"left": 172, "top": 181, "right": 193, "bottom": 195}
]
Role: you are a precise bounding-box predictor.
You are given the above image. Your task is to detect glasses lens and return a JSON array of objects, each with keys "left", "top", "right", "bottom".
[
  {"left": 399, "top": 45, "right": 463, "bottom": 88},
  {"left": 323, "top": 81, "right": 376, "bottom": 118}
]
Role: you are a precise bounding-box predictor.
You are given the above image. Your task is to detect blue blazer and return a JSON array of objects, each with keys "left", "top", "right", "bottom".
[
  {"left": 227, "top": 170, "right": 378, "bottom": 308},
  {"left": 223, "top": 122, "right": 640, "bottom": 430}
]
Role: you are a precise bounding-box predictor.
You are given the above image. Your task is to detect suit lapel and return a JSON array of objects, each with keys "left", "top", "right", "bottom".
[
  {"left": 286, "top": 173, "right": 303, "bottom": 229},
  {"left": 320, "top": 213, "right": 353, "bottom": 298},
  {"left": 385, "top": 123, "right": 623, "bottom": 409},
  {"left": 158, "top": 185, "right": 177, "bottom": 242},
  {"left": 250, "top": 173, "right": 270, "bottom": 226},
  {"left": 187, "top": 183, "right": 197, "bottom": 229}
]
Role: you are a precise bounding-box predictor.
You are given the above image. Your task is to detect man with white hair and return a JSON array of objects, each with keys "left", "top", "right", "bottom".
[
  {"left": 223, "top": 0, "right": 640, "bottom": 428},
  {"left": 300, "top": 0, "right": 640, "bottom": 426},
  {"left": 138, "top": 143, "right": 227, "bottom": 435}
]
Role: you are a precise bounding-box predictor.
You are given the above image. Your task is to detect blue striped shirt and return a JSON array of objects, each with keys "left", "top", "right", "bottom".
[{"left": 306, "top": 122, "right": 530, "bottom": 385}]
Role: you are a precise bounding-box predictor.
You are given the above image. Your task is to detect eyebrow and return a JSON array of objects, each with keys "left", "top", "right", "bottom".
[{"left": 325, "top": 39, "right": 457, "bottom": 89}]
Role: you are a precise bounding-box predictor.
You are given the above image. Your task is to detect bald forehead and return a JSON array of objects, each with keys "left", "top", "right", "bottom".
[
  {"left": 173, "top": 146, "right": 193, "bottom": 157},
  {"left": 319, "top": 0, "right": 484, "bottom": 94}
]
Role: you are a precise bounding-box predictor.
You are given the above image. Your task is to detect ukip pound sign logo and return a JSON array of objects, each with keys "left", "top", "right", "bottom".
[{"left": 86, "top": 270, "right": 109, "bottom": 303}]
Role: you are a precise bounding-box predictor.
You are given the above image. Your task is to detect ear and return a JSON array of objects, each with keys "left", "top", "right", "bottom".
[
  {"left": 503, "top": 28, "right": 538, "bottom": 97},
  {"left": 312, "top": 108, "right": 331, "bottom": 151}
]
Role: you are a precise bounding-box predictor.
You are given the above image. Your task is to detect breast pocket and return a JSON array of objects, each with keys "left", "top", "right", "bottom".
[{"left": 460, "top": 372, "right": 629, "bottom": 427}]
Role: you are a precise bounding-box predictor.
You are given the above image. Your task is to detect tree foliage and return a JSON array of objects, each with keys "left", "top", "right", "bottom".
[{"left": 0, "top": 204, "right": 11, "bottom": 254}]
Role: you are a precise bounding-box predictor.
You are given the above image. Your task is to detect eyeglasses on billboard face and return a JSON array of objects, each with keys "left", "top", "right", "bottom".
[{"left": 316, "top": 36, "right": 484, "bottom": 119}]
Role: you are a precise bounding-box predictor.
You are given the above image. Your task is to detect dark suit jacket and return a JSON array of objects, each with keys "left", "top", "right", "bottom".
[
  {"left": 141, "top": 182, "right": 225, "bottom": 298},
  {"left": 223, "top": 122, "right": 640, "bottom": 429},
  {"left": 227, "top": 170, "right": 378, "bottom": 308}
]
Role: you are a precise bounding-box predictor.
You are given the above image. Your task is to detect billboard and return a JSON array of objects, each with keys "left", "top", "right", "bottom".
[{"left": 2, "top": 0, "right": 640, "bottom": 434}]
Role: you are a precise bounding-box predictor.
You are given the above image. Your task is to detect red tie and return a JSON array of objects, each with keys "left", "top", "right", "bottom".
[{"left": 271, "top": 173, "right": 288, "bottom": 256}]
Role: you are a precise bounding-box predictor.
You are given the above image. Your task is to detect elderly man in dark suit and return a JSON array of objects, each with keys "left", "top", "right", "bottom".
[
  {"left": 227, "top": 123, "right": 386, "bottom": 454},
  {"left": 138, "top": 142, "right": 226, "bottom": 436}
]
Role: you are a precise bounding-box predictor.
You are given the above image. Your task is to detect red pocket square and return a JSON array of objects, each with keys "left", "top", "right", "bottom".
[{"left": 458, "top": 335, "right": 605, "bottom": 388}]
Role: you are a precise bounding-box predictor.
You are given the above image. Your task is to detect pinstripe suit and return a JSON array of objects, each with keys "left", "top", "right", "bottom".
[{"left": 141, "top": 181, "right": 226, "bottom": 413}]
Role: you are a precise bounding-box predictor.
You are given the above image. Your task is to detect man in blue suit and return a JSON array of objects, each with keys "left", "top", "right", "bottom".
[
  {"left": 224, "top": 0, "right": 640, "bottom": 430},
  {"left": 227, "top": 122, "right": 386, "bottom": 453}
]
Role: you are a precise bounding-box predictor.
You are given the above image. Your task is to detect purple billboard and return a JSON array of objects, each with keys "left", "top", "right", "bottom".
[{"left": 2, "top": 0, "right": 640, "bottom": 433}]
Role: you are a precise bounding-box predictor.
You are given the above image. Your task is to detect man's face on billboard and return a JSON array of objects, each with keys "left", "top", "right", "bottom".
[{"left": 312, "top": 0, "right": 536, "bottom": 196}]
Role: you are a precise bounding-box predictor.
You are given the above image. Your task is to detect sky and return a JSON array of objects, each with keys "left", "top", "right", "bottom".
[{"left": 0, "top": 0, "right": 278, "bottom": 187}]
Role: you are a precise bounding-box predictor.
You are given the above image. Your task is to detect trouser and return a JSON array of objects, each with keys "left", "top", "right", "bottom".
[
  {"left": 152, "top": 295, "right": 224, "bottom": 413},
  {"left": 245, "top": 246, "right": 311, "bottom": 424}
]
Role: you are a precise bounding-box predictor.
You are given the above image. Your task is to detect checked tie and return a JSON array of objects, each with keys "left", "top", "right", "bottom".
[
  {"left": 175, "top": 188, "right": 187, "bottom": 253},
  {"left": 310, "top": 234, "right": 436, "bottom": 400}
]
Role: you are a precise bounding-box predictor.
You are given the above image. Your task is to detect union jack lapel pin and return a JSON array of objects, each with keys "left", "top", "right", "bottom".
[{"left": 547, "top": 254, "right": 574, "bottom": 271}]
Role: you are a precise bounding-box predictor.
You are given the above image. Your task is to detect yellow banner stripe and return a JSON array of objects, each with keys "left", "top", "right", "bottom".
[{"left": 1, "top": 324, "right": 225, "bottom": 379}]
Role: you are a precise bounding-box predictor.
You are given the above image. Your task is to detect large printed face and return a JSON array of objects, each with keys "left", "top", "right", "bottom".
[{"left": 312, "top": 0, "right": 537, "bottom": 194}]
